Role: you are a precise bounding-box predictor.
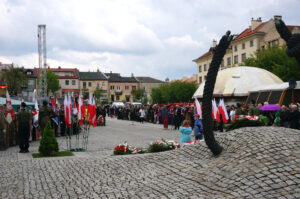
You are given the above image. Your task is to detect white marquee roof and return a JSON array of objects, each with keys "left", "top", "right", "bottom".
[{"left": 193, "top": 66, "right": 283, "bottom": 98}]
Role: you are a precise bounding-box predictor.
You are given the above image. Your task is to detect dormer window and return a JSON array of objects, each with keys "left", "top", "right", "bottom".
[{"left": 26, "top": 71, "right": 32, "bottom": 75}]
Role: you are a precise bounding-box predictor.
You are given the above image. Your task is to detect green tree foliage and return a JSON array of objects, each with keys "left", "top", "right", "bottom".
[
  {"left": 242, "top": 46, "right": 300, "bottom": 81},
  {"left": 37, "top": 70, "right": 59, "bottom": 94},
  {"left": 132, "top": 88, "right": 145, "bottom": 101},
  {"left": 0, "top": 67, "right": 28, "bottom": 95},
  {"left": 151, "top": 81, "right": 197, "bottom": 104},
  {"left": 94, "top": 89, "right": 102, "bottom": 101},
  {"left": 38, "top": 122, "right": 59, "bottom": 156}
]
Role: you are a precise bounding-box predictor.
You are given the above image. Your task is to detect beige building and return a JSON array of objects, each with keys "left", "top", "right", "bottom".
[
  {"left": 135, "top": 77, "right": 165, "bottom": 102},
  {"left": 79, "top": 71, "right": 109, "bottom": 100},
  {"left": 193, "top": 16, "right": 300, "bottom": 85},
  {"left": 105, "top": 72, "right": 139, "bottom": 102}
]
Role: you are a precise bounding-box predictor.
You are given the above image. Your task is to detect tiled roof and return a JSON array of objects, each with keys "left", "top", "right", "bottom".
[
  {"left": 287, "top": 25, "right": 300, "bottom": 32},
  {"left": 234, "top": 22, "right": 266, "bottom": 40},
  {"left": 79, "top": 72, "right": 107, "bottom": 80},
  {"left": 105, "top": 73, "right": 138, "bottom": 83},
  {"left": 36, "top": 67, "right": 79, "bottom": 79},
  {"left": 135, "top": 77, "right": 165, "bottom": 83},
  {"left": 192, "top": 48, "right": 214, "bottom": 62}
]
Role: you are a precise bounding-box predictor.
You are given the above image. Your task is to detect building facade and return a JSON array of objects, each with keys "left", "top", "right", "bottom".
[
  {"left": 135, "top": 77, "right": 165, "bottom": 101},
  {"left": 23, "top": 68, "right": 37, "bottom": 101},
  {"left": 193, "top": 16, "right": 300, "bottom": 85},
  {"left": 105, "top": 72, "right": 139, "bottom": 102},
  {"left": 79, "top": 71, "right": 109, "bottom": 100}
]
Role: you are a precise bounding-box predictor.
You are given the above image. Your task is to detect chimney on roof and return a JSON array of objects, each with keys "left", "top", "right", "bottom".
[
  {"left": 97, "top": 68, "right": 100, "bottom": 72},
  {"left": 58, "top": 66, "right": 61, "bottom": 69},
  {"left": 110, "top": 71, "right": 112, "bottom": 73},
  {"left": 251, "top": 17, "right": 262, "bottom": 31},
  {"left": 274, "top": 15, "right": 282, "bottom": 21},
  {"left": 47, "top": 66, "right": 50, "bottom": 69},
  {"left": 131, "top": 73, "right": 134, "bottom": 77},
  {"left": 212, "top": 40, "right": 217, "bottom": 48}
]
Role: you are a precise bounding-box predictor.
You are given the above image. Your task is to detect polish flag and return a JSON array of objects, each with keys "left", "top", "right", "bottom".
[
  {"left": 212, "top": 99, "right": 220, "bottom": 122},
  {"left": 64, "top": 94, "right": 71, "bottom": 127},
  {"left": 195, "top": 98, "right": 202, "bottom": 119},
  {"left": 33, "top": 99, "right": 39, "bottom": 124},
  {"left": 218, "top": 98, "right": 229, "bottom": 123},
  {"left": 5, "top": 91, "right": 15, "bottom": 124},
  {"left": 78, "top": 97, "right": 85, "bottom": 125},
  {"left": 90, "top": 97, "right": 97, "bottom": 127}
]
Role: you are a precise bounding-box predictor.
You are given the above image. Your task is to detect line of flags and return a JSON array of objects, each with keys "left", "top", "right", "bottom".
[{"left": 194, "top": 98, "right": 229, "bottom": 123}]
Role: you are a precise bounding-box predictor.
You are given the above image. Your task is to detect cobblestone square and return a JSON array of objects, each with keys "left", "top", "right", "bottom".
[{"left": 0, "top": 118, "right": 299, "bottom": 198}]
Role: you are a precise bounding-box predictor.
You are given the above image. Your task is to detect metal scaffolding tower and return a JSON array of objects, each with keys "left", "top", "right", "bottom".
[{"left": 38, "top": 24, "right": 47, "bottom": 100}]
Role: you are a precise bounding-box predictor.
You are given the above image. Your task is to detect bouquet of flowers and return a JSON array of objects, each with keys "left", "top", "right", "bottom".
[
  {"left": 148, "top": 139, "right": 180, "bottom": 153},
  {"left": 113, "top": 142, "right": 132, "bottom": 155},
  {"left": 131, "top": 147, "right": 147, "bottom": 154}
]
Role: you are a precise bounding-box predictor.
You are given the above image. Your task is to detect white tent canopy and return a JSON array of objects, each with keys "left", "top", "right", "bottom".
[
  {"left": 193, "top": 66, "right": 283, "bottom": 98},
  {"left": 249, "top": 81, "right": 300, "bottom": 92},
  {"left": 0, "top": 97, "right": 34, "bottom": 106}
]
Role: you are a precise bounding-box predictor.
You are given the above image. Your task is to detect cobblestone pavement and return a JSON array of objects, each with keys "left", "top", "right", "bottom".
[{"left": 0, "top": 118, "right": 299, "bottom": 198}]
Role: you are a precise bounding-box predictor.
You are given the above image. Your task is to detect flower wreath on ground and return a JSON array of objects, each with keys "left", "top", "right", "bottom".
[{"left": 113, "top": 139, "right": 180, "bottom": 155}]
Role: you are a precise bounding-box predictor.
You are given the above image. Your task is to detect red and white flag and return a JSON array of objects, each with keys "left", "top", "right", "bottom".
[
  {"left": 90, "top": 97, "right": 97, "bottom": 127},
  {"left": 218, "top": 98, "right": 229, "bottom": 123},
  {"left": 5, "top": 91, "right": 15, "bottom": 124},
  {"left": 64, "top": 94, "right": 72, "bottom": 127},
  {"left": 212, "top": 99, "right": 220, "bottom": 122},
  {"left": 195, "top": 98, "right": 202, "bottom": 119},
  {"left": 78, "top": 96, "right": 85, "bottom": 125}
]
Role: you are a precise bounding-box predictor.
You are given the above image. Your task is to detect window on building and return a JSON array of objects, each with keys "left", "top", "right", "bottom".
[
  {"left": 269, "top": 40, "right": 278, "bottom": 47},
  {"left": 88, "top": 82, "right": 92, "bottom": 87},
  {"left": 241, "top": 53, "right": 246, "bottom": 62},
  {"left": 125, "top": 86, "right": 129, "bottom": 90},
  {"left": 26, "top": 71, "right": 32, "bottom": 75},
  {"left": 97, "top": 82, "right": 100, "bottom": 89},
  {"left": 234, "top": 55, "right": 238, "bottom": 64},
  {"left": 132, "top": 86, "right": 136, "bottom": 91},
  {"left": 65, "top": 80, "right": 69, "bottom": 85},
  {"left": 204, "top": 64, "right": 207, "bottom": 71},
  {"left": 250, "top": 40, "right": 254, "bottom": 47},
  {"left": 102, "top": 82, "right": 105, "bottom": 86},
  {"left": 83, "top": 82, "right": 86, "bottom": 88},
  {"left": 199, "top": 76, "right": 202, "bottom": 84},
  {"left": 204, "top": 76, "right": 207, "bottom": 80},
  {"left": 199, "top": 65, "right": 202, "bottom": 72},
  {"left": 261, "top": 45, "right": 265, "bottom": 50},
  {"left": 116, "top": 95, "right": 120, "bottom": 101},
  {"left": 242, "top": 43, "right": 245, "bottom": 49},
  {"left": 116, "top": 85, "right": 121, "bottom": 90},
  {"left": 72, "top": 80, "right": 76, "bottom": 85},
  {"left": 221, "top": 59, "right": 224, "bottom": 67},
  {"left": 28, "top": 79, "right": 35, "bottom": 86},
  {"left": 234, "top": 45, "right": 237, "bottom": 52},
  {"left": 110, "top": 85, "right": 115, "bottom": 90},
  {"left": 227, "top": 57, "right": 231, "bottom": 66}
]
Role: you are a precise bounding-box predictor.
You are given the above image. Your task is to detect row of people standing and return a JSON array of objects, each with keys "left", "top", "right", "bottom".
[{"left": 106, "top": 104, "right": 196, "bottom": 130}]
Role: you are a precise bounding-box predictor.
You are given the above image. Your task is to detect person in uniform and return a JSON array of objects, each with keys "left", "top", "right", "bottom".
[
  {"left": 16, "top": 102, "right": 32, "bottom": 153},
  {"left": 38, "top": 100, "right": 56, "bottom": 134},
  {"left": 0, "top": 106, "right": 7, "bottom": 150}
]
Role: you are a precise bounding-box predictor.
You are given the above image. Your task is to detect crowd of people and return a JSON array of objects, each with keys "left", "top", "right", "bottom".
[{"left": 1, "top": 98, "right": 300, "bottom": 152}]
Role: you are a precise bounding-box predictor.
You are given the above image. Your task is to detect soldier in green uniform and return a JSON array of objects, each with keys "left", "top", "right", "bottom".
[
  {"left": 16, "top": 102, "right": 32, "bottom": 153},
  {"left": 0, "top": 106, "right": 7, "bottom": 150},
  {"left": 38, "top": 100, "right": 56, "bottom": 134}
]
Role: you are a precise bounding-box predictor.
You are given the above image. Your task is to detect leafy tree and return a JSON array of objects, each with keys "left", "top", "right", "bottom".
[
  {"left": 242, "top": 46, "right": 300, "bottom": 81},
  {"left": 132, "top": 88, "right": 145, "bottom": 101},
  {"left": 150, "top": 81, "right": 197, "bottom": 104},
  {"left": 0, "top": 67, "right": 28, "bottom": 95},
  {"left": 37, "top": 70, "right": 59, "bottom": 95},
  {"left": 94, "top": 89, "right": 102, "bottom": 102}
]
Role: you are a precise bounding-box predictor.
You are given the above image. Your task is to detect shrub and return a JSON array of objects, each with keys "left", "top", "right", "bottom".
[
  {"left": 38, "top": 122, "right": 59, "bottom": 156},
  {"left": 259, "top": 115, "right": 269, "bottom": 126},
  {"left": 225, "top": 118, "right": 264, "bottom": 131}
]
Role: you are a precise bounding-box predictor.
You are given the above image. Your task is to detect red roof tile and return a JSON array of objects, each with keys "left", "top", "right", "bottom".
[{"left": 234, "top": 22, "right": 266, "bottom": 40}]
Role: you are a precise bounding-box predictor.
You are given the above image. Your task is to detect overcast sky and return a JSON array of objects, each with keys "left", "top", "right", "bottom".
[{"left": 0, "top": 0, "right": 299, "bottom": 80}]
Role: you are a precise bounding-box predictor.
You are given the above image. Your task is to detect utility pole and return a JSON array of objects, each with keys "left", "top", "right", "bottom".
[{"left": 38, "top": 24, "right": 47, "bottom": 101}]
